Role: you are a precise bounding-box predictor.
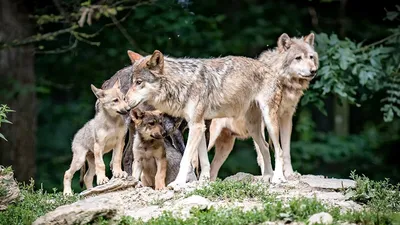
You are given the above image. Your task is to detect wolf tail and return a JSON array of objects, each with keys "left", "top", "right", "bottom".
[{"left": 79, "top": 162, "right": 86, "bottom": 188}]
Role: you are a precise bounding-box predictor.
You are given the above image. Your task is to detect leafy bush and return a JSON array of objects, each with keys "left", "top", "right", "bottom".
[{"left": 0, "top": 104, "right": 14, "bottom": 141}]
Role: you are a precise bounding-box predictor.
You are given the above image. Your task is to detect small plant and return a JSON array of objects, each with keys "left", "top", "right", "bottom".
[
  {"left": 346, "top": 171, "right": 400, "bottom": 213},
  {"left": 0, "top": 104, "right": 14, "bottom": 141},
  {"left": 187, "top": 179, "right": 269, "bottom": 201},
  {"left": 0, "top": 179, "right": 80, "bottom": 225}
]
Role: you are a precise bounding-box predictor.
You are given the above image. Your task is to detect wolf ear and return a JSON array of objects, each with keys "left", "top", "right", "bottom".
[
  {"left": 146, "top": 50, "right": 164, "bottom": 73},
  {"left": 304, "top": 33, "right": 315, "bottom": 47},
  {"left": 277, "top": 33, "right": 291, "bottom": 52},
  {"left": 112, "top": 78, "right": 121, "bottom": 89},
  {"left": 127, "top": 50, "right": 143, "bottom": 64},
  {"left": 130, "top": 108, "right": 144, "bottom": 121},
  {"left": 91, "top": 84, "right": 104, "bottom": 98}
]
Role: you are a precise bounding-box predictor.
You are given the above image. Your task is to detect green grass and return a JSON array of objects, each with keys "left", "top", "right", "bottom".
[
  {"left": 187, "top": 178, "right": 269, "bottom": 201},
  {"left": 0, "top": 179, "right": 80, "bottom": 225}
]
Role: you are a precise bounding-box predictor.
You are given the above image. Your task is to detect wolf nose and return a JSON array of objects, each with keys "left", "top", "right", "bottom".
[
  {"left": 310, "top": 69, "right": 317, "bottom": 76},
  {"left": 161, "top": 130, "right": 167, "bottom": 137}
]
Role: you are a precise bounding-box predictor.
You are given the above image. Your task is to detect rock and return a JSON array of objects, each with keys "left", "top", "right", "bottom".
[
  {"left": 300, "top": 175, "right": 356, "bottom": 190},
  {"left": 33, "top": 194, "right": 124, "bottom": 225},
  {"left": 79, "top": 176, "right": 138, "bottom": 197},
  {"left": 0, "top": 166, "right": 20, "bottom": 211},
  {"left": 308, "top": 212, "right": 333, "bottom": 225},
  {"left": 172, "top": 195, "right": 211, "bottom": 218},
  {"left": 126, "top": 206, "right": 162, "bottom": 222},
  {"left": 224, "top": 172, "right": 255, "bottom": 183}
]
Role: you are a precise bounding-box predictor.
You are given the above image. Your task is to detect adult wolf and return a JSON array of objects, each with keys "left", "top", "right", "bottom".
[
  {"left": 207, "top": 33, "right": 319, "bottom": 181},
  {"left": 124, "top": 50, "right": 284, "bottom": 187}
]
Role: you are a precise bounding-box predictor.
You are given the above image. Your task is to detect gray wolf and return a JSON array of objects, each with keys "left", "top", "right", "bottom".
[
  {"left": 63, "top": 79, "right": 130, "bottom": 195},
  {"left": 124, "top": 50, "right": 285, "bottom": 186},
  {"left": 207, "top": 33, "right": 319, "bottom": 181},
  {"left": 130, "top": 108, "right": 196, "bottom": 189},
  {"left": 96, "top": 66, "right": 187, "bottom": 177}
]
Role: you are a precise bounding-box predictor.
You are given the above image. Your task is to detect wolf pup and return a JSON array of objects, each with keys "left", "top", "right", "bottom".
[
  {"left": 207, "top": 33, "right": 319, "bottom": 181},
  {"left": 124, "top": 50, "right": 288, "bottom": 186},
  {"left": 63, "top": 79, "right": 130, "bottom": 195},
  {"left": 130, "top": 108, "right": 196, "bottom": 189}
]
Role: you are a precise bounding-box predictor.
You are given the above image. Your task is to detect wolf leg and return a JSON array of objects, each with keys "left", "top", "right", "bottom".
[
  {"left": 210, "top": 128, "right": 235, "bottom": 181},
  {"left": 198, "top": 132, "right": 210, "bottom": 181},
  {"left": 280, "top": 112, "right": 300, "bottom": 180},
  {"left": 84, "top": 153, "right": 96, "bottom": 189},
  {"left": 63, "top": 146, "right": 87, "bottom": 195},
  {"left": 169, "top": 121, "right": 206, "bottom": 187},
  {"left": 155, "top": 156, "right": 167, "bottom": 190},
  {"left": 94, "top": 142, "right": 109, "bottom": 185},
  {"left": 112, "top": 135, "right": 128, "bottom": 179},
  {"left": 258, "top": 99, "right": 286, "bottom": 184}
]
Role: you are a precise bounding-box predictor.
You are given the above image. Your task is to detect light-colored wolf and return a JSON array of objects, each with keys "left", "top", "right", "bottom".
[
  {"left": 207, "top": 33, "right": 319, "bottom": 181},
  {"left": 63, "top": 79, "right": 130, "bottom": 195},
  {"left": 124, "top": 49, "right": 289, "bottom": 187}
]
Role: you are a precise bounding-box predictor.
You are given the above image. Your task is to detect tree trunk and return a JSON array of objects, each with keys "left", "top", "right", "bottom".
[
  {"left": 333, "top": 0, "right": 350, "bottom": 136},
  {"left": 0, "top": 0, "right": 36, "bottom": 182}
]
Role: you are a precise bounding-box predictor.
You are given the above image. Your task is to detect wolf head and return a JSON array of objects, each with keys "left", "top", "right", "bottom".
[
  {"left": 125, "top": 50, "right": 165, "bottom": 109},
  {"left": 90, "top": 78, "right": 130, "bottom": 115},
  {"left": 277, "top": 33, "right": 319, "bottom": 80},
  {"left": 130, "top": 108, "right": 165, "bottom": 140}
]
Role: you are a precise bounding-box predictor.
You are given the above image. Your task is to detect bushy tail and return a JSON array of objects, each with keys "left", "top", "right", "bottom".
[{"left": 79, "top": 162, "right": 86, "bottom": 188}]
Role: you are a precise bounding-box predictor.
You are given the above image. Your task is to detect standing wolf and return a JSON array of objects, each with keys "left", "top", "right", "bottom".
[
  {"left": 207, "top": 33, "right": 319, "bottom": 181},
  {"left": 124, "top": 50, "right": 288, "bottom": 186},
  {"left": 63, "top": 79, "right": 129, "bottom": 195}
]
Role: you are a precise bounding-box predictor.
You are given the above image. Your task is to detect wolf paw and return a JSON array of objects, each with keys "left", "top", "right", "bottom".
[
  {"left": 271, "top": 173, "right": 287, "bottom": 184},
  {"left": 135, "top": 181, "right": 144, "bottom": 188},
  {"left": 97, "top": 176, "right": 110, "bottom": 185},
  {"left": 255, "top": 174, "right": 273, "bottom": 183},
  {"left": 199, "top": 173, "right": 210, "bottom": 182},
  {"left": 285, "top": 171, "right": 301, "bottom": 180},
  {"left": 63, "top": 189, "right": 73, "bottom": 196},
  {"left": 113, "top": 170, "right": 128, "bottom": 179},
  {"left": 167, "top": 180, "right": 186, "bottom": 191}
]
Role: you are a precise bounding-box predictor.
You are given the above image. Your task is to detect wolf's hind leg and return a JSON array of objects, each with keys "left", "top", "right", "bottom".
[{"left": 63, "top": 145, "right": 87, "bottom": 195}]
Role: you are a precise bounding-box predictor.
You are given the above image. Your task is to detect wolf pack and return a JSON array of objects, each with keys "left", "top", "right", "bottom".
[{"left": 63, "top": 32, "right": 319, "bottom": 195}]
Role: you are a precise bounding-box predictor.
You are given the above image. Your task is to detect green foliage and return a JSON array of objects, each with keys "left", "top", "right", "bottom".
[
  {"left": 0, "top": 180, "right": 80, "bottom": 225},
  {"left": 0, "top": 104, "right": 14, "bottom": 141},
  {"left": 187, "top": 179, "right": 269, "bottom": 201},
  {"left": 303, "top": 7, "right": 400, "bottom": 121},
  {"left": 346, "top": 171, "right": 400, "bottom": 213}
]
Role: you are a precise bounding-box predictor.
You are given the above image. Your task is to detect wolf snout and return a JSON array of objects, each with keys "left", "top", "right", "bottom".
[
  {"left": 117, "top": 109, "right": 128, "bottom": 115},
  {"left": 151, "top": 133, "right": 163, "bottom": 139}
]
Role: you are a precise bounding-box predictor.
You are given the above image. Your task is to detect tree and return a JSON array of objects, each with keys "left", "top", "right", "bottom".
[{"left": 0, "top": 0, "right": 36, "bottom": 182}]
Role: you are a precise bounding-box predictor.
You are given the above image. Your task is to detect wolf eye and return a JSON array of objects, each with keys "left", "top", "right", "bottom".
[
  {"left": 309, "top": 55, "right": 314, "bottom": 59},
  {"left": 113, "top": 98, "right": 119, "bottom": 103},
  {"left": 295, "top": 56, "right": 302, "bottom": 60},
  {"left": 135, "top": 80, "right": 143, "bottom": 86},
  {"left": 148, "top": 121, "right": 155, "bottom": 126}
]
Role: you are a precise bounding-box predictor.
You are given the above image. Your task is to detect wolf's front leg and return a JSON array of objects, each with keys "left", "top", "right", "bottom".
[
  {"left": 132, "top": 158, "right": 143, "bottom": 187},
  {"left": 93, "top": 142, "right": 109, "bottom": 185},
  {"left": 258, "top": 99, "right": 287, "bottom": 184},
  {"left": 198, "top": 132, "right": 210, "bottom": 182},
  {"left": 168, "top": 121, "right": 206, "bottom": 188},
  {"left": 155, "top": 156, "right": 167, "bottom": 190},
  {"left": 111, "top": 136, "right": 128, "bottom": 179},
  {"left": 279, "top": 112, "right": 300, "bottom": 180}
]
